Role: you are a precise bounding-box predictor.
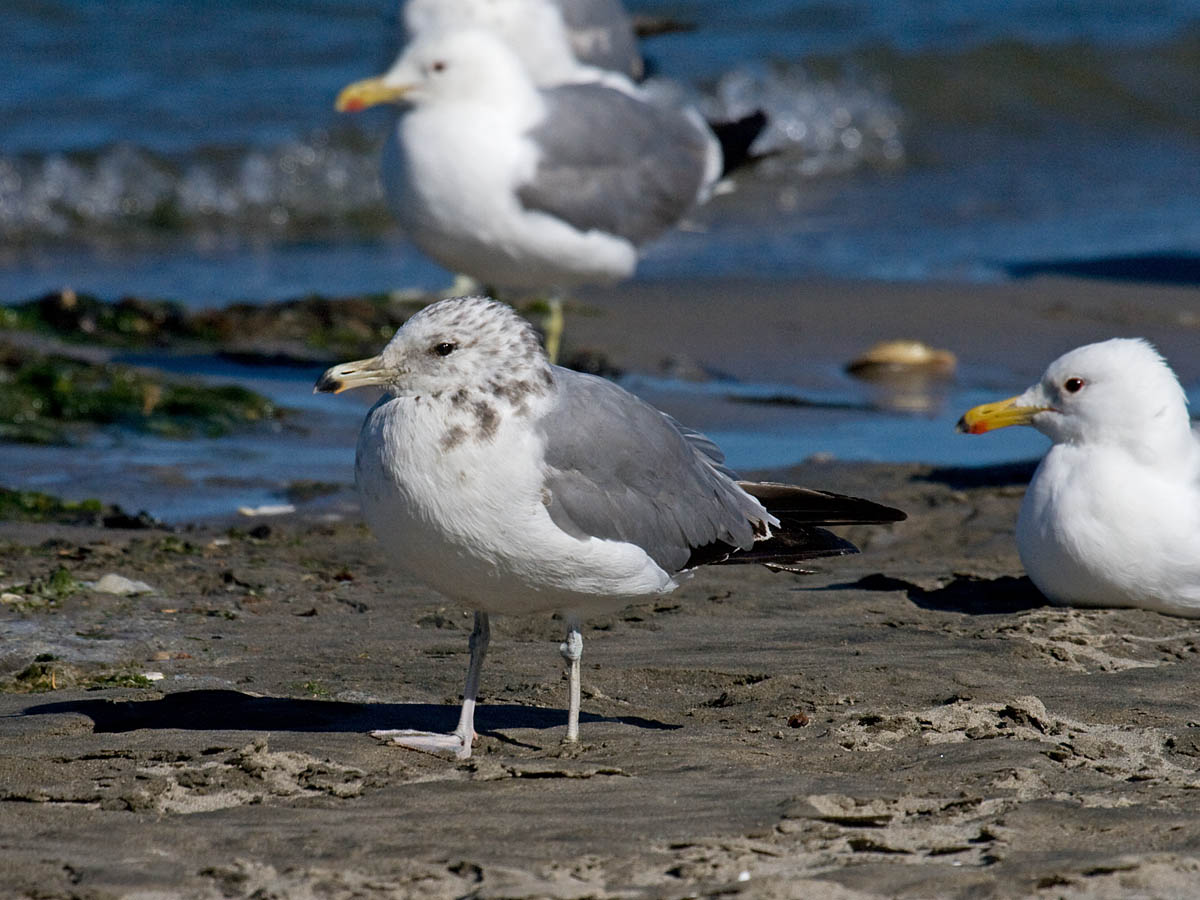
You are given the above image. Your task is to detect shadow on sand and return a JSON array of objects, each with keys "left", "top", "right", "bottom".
[
  {"left": 18, "top": 689, "right": 679, "bottom": 737},
  {"left": 915, "top": 460, "right": 1039, "bottom": 491},
  {"left": 824, "top": 572, "right": 1048, "bottom": 615}
]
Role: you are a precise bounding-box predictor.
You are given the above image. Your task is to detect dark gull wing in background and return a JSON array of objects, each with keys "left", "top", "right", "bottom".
[
  {"left": 538, "top": 368, "right": 768, "bottom": 574},
  {"left": 517, "top": 83, "right": 711, "bottom": 245},
  {"left": 555, "top": 0, "right": 643, "bottom": 80}
]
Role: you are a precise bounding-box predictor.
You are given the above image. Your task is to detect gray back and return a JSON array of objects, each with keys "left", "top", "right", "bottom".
[
  {"left": 518, "top": 84, "right": 710, "bottom": 245},
  {"left": 538, "top": 368, "right": 768, "bottom": 573},
  {"left": 556, "top": 0, "right": 643, "bottom": 79}
]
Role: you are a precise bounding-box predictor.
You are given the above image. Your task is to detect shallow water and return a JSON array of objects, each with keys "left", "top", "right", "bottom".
[{"left": 11, "top": 349, "right": 1189, "bottom": 524}]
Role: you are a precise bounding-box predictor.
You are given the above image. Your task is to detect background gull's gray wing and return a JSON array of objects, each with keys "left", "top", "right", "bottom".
[
  {"left": 555, "top": 0, "right": 643, "bottom": 79},
  {"left": 517, "top": 83, "right": 710, "bottom": 245},
  {"left": 538, "top": 368, "right": 768, "bottom": 573}
]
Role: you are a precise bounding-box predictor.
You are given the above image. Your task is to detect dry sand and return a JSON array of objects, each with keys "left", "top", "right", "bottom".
[{"left": 3, "top": 276, "right": 1200, "bottom": 898}]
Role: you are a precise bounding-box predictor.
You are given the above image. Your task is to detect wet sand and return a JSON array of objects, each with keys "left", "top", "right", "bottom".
[
  {"left": 3, "top": 276, "right": 1200, "bottom": 898},
  {"left": 569, "top": 274, "right": 1200, "bottom": 387}
]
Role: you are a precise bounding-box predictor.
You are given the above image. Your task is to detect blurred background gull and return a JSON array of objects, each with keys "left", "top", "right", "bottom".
[{"left": 336, "top": 1, "right": 766, "bottom": 358}]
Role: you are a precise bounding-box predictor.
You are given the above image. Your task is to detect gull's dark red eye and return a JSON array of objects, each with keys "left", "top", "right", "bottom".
[
  {"left": 433, "top": 341, "right": 456, "bottom": 357},
  {"left": 1064, "top": 377, "right": 1085, "bottom": 393},
  {"left": 431, "top": 60, "right": 446, "bottom": 73}
]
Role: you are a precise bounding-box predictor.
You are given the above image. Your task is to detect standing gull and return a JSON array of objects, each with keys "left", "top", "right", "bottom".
[
  {"left": 316, "top": 297, "right": 906, "bottom": 758},
  {"left": 399, "top": 0, "right": 761, "bottom": 174},
  {"left": 334, "top": 28, "right": 719, "bottom": 360},
  {"left": 959, "top": 338, "right": 1200, "bottom": 617}
]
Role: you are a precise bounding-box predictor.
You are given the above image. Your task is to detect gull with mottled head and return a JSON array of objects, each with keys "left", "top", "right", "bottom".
[
  {"left": 316, "top": 297, "right": 905, "bottom": 759},
  {"left": 959, "top": 338, "right": 1200, "bottom": 616}
]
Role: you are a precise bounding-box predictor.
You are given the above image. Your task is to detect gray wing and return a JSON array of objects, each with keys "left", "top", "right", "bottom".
[
  {"left": 555, "top": 0, "right": 643, "bottom": 79},
  {"left": 538, "top": 368, "right": 769, "bottom": 573},
  {"left": 518, "top": 83, "right": 710, "bottom": 245}
]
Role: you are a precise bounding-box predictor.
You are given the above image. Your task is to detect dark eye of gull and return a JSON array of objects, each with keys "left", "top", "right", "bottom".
[
  {"left": 431, "top": 60, "right": 446, "bottom": 73},
  {"left": 433, "top": 341, "right": 457, "bottom": 357},
  {"left": 1063, "top": 377, "right": 1085, "bottom": 394}
]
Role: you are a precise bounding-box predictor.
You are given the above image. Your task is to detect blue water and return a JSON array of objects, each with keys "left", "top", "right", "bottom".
[
  {"left": 3, "top": 1, "right": 1200, "bottom": 518},
  {"left": 2, "top": 354, "right": 1060, "bottom": 522},
  {"left": 3, "top": 0, "right": 1199, "bottom": 298}
]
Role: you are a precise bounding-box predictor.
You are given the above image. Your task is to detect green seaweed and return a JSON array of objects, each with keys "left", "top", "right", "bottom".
[
  {"left": 0, "top": 488, "right": 104, "bottom": 523},
  {"left": 298, "top": 680, "right": 331, "bottom": 698},
  {"left": 0, "top": 486, "right": 159, "bottom": 527},
  {"left": 0, "top": 346, "right": 278, "bottom": 444},
  {"left": 1, "top": 289, "right": 435, "bottom": 362},
  {"left": 1, "top": 658, "right": 156, "bottom": 693},
  {"left": 45, "top": 566, "right": 78, "bottom": 599},
  {"left": 1, "top": 566, "right": 79, "bottom": 608},
  {"left": 0, "top": 291, "right": 578, "bottom": 368},
  {"left": 0, "top": 291, "right": 193, "bottom": 348},
  {"left": 9, "top": 659, "right": 62, "bottom": 692},
  {"left": 85, "top": 671, "right": 155, "bottom": 690}
]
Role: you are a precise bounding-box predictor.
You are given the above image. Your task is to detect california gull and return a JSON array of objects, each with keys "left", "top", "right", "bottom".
[
  {"left": 335, "top": 28, "right": 717, "bottom": 286},
  {"left": 335, "top": 29, "right": 721, "bottom": 359},
  {"left": 959, "top": 337, "right": 1200, "bottom": 617},
  {"left": 316, "top": 296, "right": 906, "bottom": 758},
  {"left": 398, "top": 0, "right": 760, "bottom": 174}
]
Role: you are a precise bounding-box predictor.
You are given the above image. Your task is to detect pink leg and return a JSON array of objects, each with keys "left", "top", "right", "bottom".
[{"left": 373, "top": 610, "right": 490, "bottom": 760}]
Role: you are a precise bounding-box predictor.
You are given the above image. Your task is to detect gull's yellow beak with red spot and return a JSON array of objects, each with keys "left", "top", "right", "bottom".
[
  {"left": 335, "top": 77, "right": 411, "bottom": 113},
  {"left": 956, "top": 396, "right": 1049, "bottom": 434}
]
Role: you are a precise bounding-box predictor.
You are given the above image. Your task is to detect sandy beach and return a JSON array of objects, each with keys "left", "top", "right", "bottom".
[{"left": 3, "top": 276, "right": 1200, "bottom": 898}]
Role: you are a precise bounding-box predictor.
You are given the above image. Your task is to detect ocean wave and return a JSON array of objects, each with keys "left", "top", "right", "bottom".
[
  {"left": 703, "top": 64, "right": 905, "bottom": 177},
  {"left": 0, "top": 67, "right": 905, "bottom": 250},
  {"left": 4, "top": 28, "right": 1196, "bottom": 254},
  {"left": 839, "top": 29, "right": 1200, "bottom": 132},
  {"left": 0, "top": 131, "right": 388, "bottom": 248}
]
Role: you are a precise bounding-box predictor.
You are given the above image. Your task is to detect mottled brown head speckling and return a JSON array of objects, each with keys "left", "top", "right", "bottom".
[{"left": 333, "top": 296, "right": 556, "bottom": 448}]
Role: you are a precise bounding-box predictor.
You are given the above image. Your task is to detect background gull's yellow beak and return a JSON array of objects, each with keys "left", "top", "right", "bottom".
[
  {"left": 956, "top": 395, "right": 1047, "bottom": 434},
  {"left": 335, "top": 77, "right": 410, "bottom": 113}
]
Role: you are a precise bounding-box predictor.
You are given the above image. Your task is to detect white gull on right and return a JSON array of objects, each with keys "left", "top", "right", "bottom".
[{"left": 959, "top": 338, "right": 1200, "bottom": 617}]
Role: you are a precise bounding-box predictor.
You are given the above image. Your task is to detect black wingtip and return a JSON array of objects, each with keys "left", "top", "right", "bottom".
[
  {"left": 739, "top": 482, "right": 907, "bottom": 525},
  {"left": 705, "top": 525, "right": 861, "bottom": 571},
  {"left": 710, "top": 109, "right": 769, "bottom": 176}
]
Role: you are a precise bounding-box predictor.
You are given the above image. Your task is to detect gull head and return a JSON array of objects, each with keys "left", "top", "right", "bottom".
[
  {"left": 335, "top": 28, "right": 533, "bottom": 112},
  {"left": 958, "top": 338, "right": 1190, "bottom": 449},
  {"left": 403, "top": 0, "right": 580, "bottom": 85},
  {"left": 315, "top": 296, "right": 551, "bottom": 399},
  {"left": 405, "top": 0, "right": 564, "bottom": 44}
]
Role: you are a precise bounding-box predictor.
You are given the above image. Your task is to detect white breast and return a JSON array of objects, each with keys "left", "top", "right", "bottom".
[
  {"left": 1018, "top": 444, "right": 1200, "bottom": 616},
  {"left": 383, "top": 103, "right": 637, "bottom": 290}
]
